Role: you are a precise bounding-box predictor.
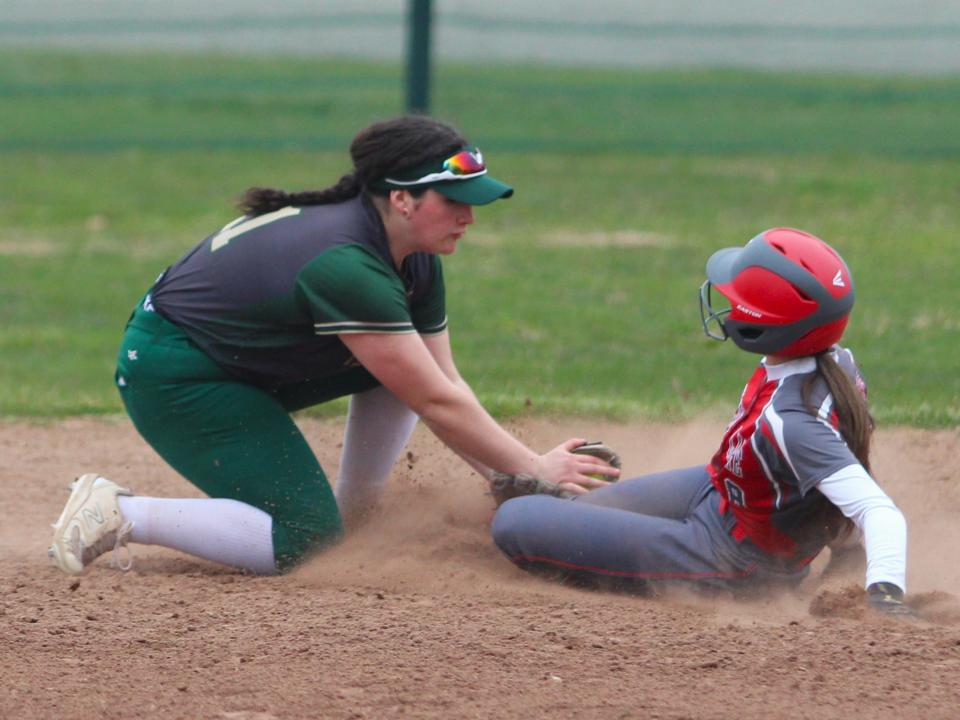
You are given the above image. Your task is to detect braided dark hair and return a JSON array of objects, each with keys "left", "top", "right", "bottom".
[{"left": 239, "top": 116, "right": 467, "bottom": 215}]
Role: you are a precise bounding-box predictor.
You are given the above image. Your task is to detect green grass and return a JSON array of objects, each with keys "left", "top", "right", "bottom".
[{"left": 2, "top": 49, "right": 958, "bottom": 425}]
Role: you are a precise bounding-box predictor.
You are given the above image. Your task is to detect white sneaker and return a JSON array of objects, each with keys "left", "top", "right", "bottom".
[{"left": 48, "top": 474, "right": 134, "bottom": 574}]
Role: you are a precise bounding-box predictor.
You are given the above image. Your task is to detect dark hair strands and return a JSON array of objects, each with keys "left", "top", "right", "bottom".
[
  {"left": 803, "top": 350, "right": 874, "bottom": 473},
  {"left": 237, "top": 116, "right": 466, "bottom": 216},
  {"left": 803, "top": 350, "right": 876, "bottom": 545}
]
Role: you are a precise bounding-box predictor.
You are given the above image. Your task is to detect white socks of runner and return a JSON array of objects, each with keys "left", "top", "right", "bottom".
[
  {"left": 117, "top": 496, "right": 277, "bottom": 575},
  {"left": 334, "top": 385, "right": 419, "bottom": 528}
]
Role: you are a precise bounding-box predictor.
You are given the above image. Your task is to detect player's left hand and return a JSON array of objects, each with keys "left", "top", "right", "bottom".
[
  {"left": 489, "top": 472, "right": 574, "bottom": 507},
  {"left": 821, "top": 543, "right": 866, "bottom": 580}
]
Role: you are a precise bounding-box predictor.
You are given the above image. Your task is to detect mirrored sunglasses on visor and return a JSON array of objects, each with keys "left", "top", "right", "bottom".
[
  {"left": 383, "top": 149, "right": 487, "bottom": 186},
  {"left": 372, "top": 147, "right": 513, "bottom": 205}
]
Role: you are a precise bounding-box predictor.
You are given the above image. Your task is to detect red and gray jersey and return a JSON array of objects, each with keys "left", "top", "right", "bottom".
[
  {"left": 708, "top": 347, "right": 867, "bottom": 564},
  {"left": 149, "top": 195, "right": 446, "bottom": 387}
]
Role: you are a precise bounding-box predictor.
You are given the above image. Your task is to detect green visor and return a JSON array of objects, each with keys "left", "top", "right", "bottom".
[{"left": 371, "top": 147, "right": 513, "bottom": 206}]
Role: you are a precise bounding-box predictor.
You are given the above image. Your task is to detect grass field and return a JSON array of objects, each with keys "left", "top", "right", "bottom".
[{"left": 1, "top": 50, "right": 958, "bottom": 425}]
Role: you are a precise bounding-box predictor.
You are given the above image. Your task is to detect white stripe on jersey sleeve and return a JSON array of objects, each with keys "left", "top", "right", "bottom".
[
  {"left": 314, "top": 320, "right": 415, "bottom": 335},
  {"left": 417, "top": 315, "right": 449, "bottom": 336},
  {"left": 315, "top": 320, "right": 413, "bottom": 330},
  {"left": 813, "top": 393, "right": 846, "bottom": 441},
  {"left": 817, "top": 463, "right": 907, "bottom": 592},
  {"left": 816, "top": 392, "right": 833, "bottom": 421}
]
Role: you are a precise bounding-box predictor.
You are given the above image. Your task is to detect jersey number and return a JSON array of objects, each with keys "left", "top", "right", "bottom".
[
  {"left": 209, "top": 207, "right": 302, "bottom": 252},
  {"left": 725, "top": 478, "right": 746, "bottom": 507}
]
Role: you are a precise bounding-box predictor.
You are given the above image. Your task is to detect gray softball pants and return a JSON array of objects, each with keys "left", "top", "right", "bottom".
[{"left": 491, "top": 465, "right": 808, "bottom": 595}]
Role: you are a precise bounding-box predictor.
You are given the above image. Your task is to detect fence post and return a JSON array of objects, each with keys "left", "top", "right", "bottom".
[{"left": 406, "top": 0, "right": 433, "bottom": 114}]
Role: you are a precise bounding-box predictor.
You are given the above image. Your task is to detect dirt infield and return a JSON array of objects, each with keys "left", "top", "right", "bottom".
[{"left": 2, "top": 416, "right": 959, "bottom": 719}]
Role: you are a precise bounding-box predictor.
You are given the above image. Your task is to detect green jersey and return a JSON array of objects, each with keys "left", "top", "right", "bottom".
[{"left": 150, "top": 195, "right": 446, "bottom": 387}]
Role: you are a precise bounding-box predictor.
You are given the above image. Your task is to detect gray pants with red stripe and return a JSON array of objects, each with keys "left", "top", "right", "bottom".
[{"left": 491, "top": 465, "right": 807, "bottom": 595}]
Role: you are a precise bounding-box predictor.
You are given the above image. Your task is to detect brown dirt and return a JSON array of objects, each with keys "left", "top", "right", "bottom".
[{"left": 2, "top": 416, "right": 960, "bottom": 719}]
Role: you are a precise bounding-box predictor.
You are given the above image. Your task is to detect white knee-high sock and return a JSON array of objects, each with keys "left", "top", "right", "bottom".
[
  {"left": 117, "top": 496, "right": 277, "bottom": 575},
  {"left": 335, "top": 385, "right": 418, "bottom": 526}
]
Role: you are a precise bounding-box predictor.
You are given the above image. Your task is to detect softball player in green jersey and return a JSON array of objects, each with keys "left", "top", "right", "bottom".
[{"left": 48, "top": 115, "right": 619, "bottom": 575}]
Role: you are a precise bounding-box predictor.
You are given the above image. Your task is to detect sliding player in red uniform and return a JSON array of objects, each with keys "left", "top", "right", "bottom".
[{"left": 493, "top": 228, "right": 910, "bottom": 616}]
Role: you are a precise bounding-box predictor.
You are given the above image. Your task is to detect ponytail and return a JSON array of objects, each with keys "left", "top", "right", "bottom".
[
  {"left": 803, "top": 350, "right": 875, "bottom": 545},
  {"left": 803, "top": 350, "right": 874, "bottom": 472},
  {"left": 238, "top": 173, "right": 362, "bottom": 216},
  {"left": 237, "top": 116, "right": 467, "bottom": 216}
]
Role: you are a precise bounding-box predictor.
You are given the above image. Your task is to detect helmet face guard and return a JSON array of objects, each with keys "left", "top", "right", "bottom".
[
  {"left": 699, "top": 228, "right": 855, "bottom": 357},
  {"left": 699, "top": 279, "right": 731, "bottom": 341}
]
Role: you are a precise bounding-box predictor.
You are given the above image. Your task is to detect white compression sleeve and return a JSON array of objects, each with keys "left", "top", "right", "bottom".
[
  {"left": 334, "top": 384, "right": 419, "bottom": 526},
  {"left": 816, "top": 463, "right": 907, "bottom": 591},
  {"left": 117, "top": 496, "right": 277, "bottom": 575}
]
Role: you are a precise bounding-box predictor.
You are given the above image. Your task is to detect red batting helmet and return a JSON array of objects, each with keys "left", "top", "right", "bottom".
[{"left": 699, "top": 228, "right": 855, "bottom": 357}]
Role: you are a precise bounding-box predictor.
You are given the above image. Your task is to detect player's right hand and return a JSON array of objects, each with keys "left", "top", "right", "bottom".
[{"left": 536, "top": 438, "right": 620, "bottom": 491}]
